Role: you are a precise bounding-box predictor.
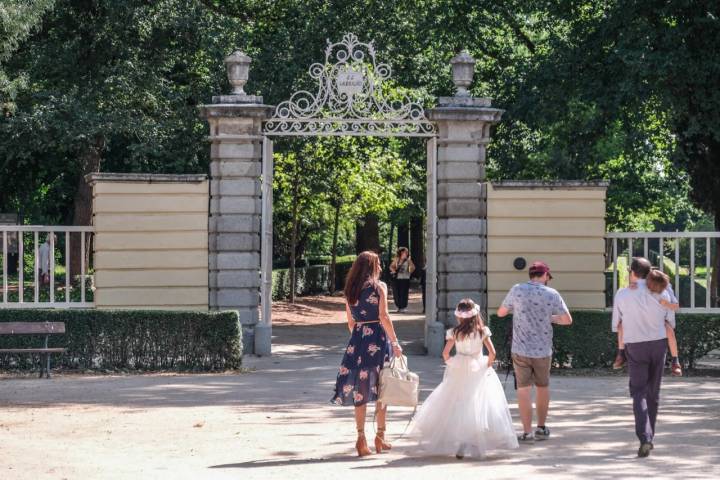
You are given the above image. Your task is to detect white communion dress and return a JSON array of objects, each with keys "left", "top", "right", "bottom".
[{"left": 406, "top": 327, "right": 519, "bottom": 457}]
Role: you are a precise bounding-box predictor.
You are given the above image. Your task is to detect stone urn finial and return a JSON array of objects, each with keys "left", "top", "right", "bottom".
[
  {"left": 224, "top": 50, "right": 251, "bottom": 95},
  {"left": 450, "top": 50, "right": 476, "bottom": 97}
]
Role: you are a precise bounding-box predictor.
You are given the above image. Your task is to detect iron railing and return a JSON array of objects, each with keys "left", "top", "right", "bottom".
[
  {"left": 606, "top": 231, "right": 720, "bottom": 313},
  {"left": 1, "top": 226, "right": 94, "bottom": 308}
]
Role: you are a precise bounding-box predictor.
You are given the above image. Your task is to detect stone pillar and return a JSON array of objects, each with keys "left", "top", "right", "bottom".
[
  {"left": 199, "top": 51, "right": 274, "bottom": 355},
  {"left": 428, "top": 51, "right": 503, "bottom": 327}
]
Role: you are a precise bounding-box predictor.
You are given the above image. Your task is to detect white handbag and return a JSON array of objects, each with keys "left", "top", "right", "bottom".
[{"left": 378, "top": 355, "right": 419, "bottom": 407}]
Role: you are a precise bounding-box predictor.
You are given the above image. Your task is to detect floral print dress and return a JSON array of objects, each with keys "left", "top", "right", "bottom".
[{"left": 331, "top": 283, "right": 391, "bottom": 407}]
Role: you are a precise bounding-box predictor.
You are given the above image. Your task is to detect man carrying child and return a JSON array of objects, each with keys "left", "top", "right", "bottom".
[{"left": 612, "top": 257, "right": 676, "bottom": 457}]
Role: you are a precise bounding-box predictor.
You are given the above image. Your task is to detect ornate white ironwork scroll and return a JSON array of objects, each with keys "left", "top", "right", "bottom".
[{"left": 264, "top": 33, "right": 436, "bottom": 137}]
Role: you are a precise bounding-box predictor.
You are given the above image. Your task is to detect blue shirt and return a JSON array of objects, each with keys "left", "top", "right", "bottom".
[
  {"left": 501, "top": 281, "right": 569, "bottom": 358},
  {"left": 612, "top": 280, "right": 675, "bottom": 344}
]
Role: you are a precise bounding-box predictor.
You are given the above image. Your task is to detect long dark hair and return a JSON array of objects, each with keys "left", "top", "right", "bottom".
[
  {"left": 452, "top": 298, "right": 485, "bottom": 340},
  {"left": 344, "top": 251, "right": 382, "bottom": 305}
]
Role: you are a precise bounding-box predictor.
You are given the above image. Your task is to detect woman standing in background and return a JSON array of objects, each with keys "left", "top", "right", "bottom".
[{"left": 389, "top": 247, "right": 415, "bottom": 313}]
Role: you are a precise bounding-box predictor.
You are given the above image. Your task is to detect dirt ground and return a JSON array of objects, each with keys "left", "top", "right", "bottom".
[{"left": 1, "top": 293, "right": 719, "bottom": 479}]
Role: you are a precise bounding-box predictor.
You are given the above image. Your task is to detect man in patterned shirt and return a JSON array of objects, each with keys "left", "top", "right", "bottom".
[{"left": 497, "top": 261, "right": 572, "bottom": 442}]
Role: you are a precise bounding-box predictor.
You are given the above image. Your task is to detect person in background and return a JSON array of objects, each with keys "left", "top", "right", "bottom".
[
  {"left": 614, "top": 268, "right": 681, "bottom": 375},
  {"left": 38, "top": 234, "right": 55, "bottom": 284},
  {"left": 331, "top": 251, "right": 403, "bottom": 457},
  {"left": 389, "top": 247, "right": 415, "bottom": 313},
  {"left": 420, "top": 259, "right": 426, "bottom": 314},
  {"left": 612, "top": 257, "right": 675, "bottom": 457},
  {"left": 496, "top": 261, "right": 572, "bottom": 442}
]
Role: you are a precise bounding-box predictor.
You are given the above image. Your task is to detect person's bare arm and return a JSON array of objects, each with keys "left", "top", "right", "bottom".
[
  {"left": 408, "top": 258, "right": 416, "bottom": 274},
  {"left": 483, "top": 335, "right": 496, "bottom": 367},
  {"left": 442, "top": 338, "right": 455, "bottom": 363},
  {"left": 497, "top": 305, "right": 511, "bottom": 317},
  {"left": 552, "top": 313, "right": 573, "bottom": 325},
  {"left": 552, "top": 293, "right": 572, "bottom": 325},
  {"left": 345, "top": 302, "right": 355, "bottom": 333},
  {"left": 378, "top": 283, "right": 403, "bottom": 357},
  {"left": 659, "top": 298, "right": 680, "bottom": 312}
]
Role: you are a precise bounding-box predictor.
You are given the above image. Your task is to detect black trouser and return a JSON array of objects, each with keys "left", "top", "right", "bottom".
[
  {"left": 420, "top": 269, "right": 426, "bottom": 313},
  {"left": 626, "top": 338, "right": 667, "bottom": 444},
  {"left": 393, "top": 278, "right": 410, "bottom": 309}
]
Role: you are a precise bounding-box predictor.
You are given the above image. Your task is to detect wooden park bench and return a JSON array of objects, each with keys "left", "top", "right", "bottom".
[{"left": 0, "top": 322, "right": 66, "bottom": 378}]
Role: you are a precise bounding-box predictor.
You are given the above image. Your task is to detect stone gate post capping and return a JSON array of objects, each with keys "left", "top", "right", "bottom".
[
  {"left": 428, "top": 50, "right": 503, "bottom": 327},
  {"left": 199, "top": 51, "right": 274, "bottom": 355}
]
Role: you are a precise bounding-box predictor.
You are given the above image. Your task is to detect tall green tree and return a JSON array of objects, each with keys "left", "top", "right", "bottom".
[{"left": 506, "top": 0, "right": 720, "bottom": 302}]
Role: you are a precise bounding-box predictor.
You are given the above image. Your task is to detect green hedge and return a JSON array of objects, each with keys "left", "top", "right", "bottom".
[
  {"left": 272, "top": 265, "right": 329, "bottom": 300},
  {"left": 271, "top": 260, "right": 354, "bottom": 300},
  {"left": 0, "top": 309, "right": 242, "bottom": 372},
  {"left": 489, "top": 311, "right": 720, "bottom": 369}
]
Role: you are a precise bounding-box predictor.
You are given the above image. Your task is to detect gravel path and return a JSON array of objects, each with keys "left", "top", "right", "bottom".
[{"left": 1, "top": 304, "right": 718, "bottom": 479}]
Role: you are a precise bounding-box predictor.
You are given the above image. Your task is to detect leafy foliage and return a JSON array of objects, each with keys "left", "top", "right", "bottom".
[{"left": 1, "top": 0, "right": 718, "bottom": 259}]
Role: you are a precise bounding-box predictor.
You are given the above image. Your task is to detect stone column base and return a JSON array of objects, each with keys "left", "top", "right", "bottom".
[
  {"left": 425, "top": 322, "right": 446, "bottom": 357},
  {"left": 253, "top": 324, "right": 272, "bottom": 356}
]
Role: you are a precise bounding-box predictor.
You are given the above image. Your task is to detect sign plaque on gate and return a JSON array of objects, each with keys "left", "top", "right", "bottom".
[
  {"left": 264, "top": 33, "right": 435, "bottom": 137},
  {"left": 336, "top": 68, "right": 364, "bottom": 97}
]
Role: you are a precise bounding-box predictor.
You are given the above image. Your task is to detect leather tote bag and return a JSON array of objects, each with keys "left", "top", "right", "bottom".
[{"left": 378, "top": 355, "right": 419, "bottom": 407}]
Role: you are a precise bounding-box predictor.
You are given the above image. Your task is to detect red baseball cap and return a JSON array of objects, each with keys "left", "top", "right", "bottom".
[{"left": 529, "top": 261, "right": 552, "bottom": 279}]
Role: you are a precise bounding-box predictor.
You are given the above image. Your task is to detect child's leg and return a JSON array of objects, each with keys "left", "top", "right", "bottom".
[{"left": 666, "top": 323, "right": 679, "bottom": 359}]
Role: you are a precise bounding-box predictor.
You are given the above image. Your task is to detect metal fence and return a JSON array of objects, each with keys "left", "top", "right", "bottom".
[
  {"left": 606, "top": 231, "right": 720, "bottom": 313},
  {"left": 1, "top": 226, "right": 94, "bottom": 308}
]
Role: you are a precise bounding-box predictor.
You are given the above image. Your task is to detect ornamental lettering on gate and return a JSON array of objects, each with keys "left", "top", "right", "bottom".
[{"left": 264, "top": 33, "right": 436, "bottom": 137}]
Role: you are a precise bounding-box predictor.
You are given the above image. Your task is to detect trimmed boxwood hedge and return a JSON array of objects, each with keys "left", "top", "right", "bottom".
[
  {"left": 271, "top": 260, "right": 355, "bottom": 300},
  {"left": 0, "top": 309, "right": 242, "bottom": 372},
  {"left": 489, "top": 311, "right": 720, "bottom": 369}
]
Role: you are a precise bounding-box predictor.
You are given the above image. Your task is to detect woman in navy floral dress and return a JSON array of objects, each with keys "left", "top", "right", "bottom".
[{"left": 331, "top": 251, "right": 403, "bottom": 457}]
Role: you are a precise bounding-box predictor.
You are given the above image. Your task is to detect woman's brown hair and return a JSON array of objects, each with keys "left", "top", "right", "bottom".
[
  {"left": 344, "top": 251, "right": 382, "bottom": 305},
  {"left": 452, "top": 298, "right": 486, "bottom": 340},
  {"left": 646, "top": 268, "right": 670, "bottom": 294}
]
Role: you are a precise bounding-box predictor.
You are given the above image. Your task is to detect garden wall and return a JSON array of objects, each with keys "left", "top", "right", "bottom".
[
  {"left": 87, "top": 173, "right": 209, "bottom": 310},
  {"left": 487, "top": 181, "right": 608, "bottom": 310}
]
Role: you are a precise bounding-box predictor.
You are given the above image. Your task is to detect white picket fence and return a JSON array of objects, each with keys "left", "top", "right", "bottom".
[
  {"left": 606, "top": 231, "right": 720, "bottom": 313},
  {"left": 1, "top": 226, "right": 94, "bottom": 308}
]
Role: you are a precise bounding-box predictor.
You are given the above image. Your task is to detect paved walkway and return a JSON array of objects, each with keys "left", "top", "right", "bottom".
[{"left": 1, "top": 315, "right": 719, "bottom": 479}]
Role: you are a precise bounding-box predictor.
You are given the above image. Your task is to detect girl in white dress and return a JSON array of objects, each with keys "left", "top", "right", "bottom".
[{"left": 407, "top": 298, "right": 519, "bottom": 458}]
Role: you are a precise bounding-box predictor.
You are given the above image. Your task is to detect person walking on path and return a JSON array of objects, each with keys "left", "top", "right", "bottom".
[
  {"left": 389, "top": 247, "right": 415, "bottom": 313},
  {"left": 612, "top": 257, "right": 675, "bottom": 458},
  {"left": 406, "top": 298, "right": 518, "bottom": 459},
  {"left": 496, "top": 261, "right": 572, "bottom": 442},
  {"left": 331, "top": 251, "right": 403, "bottom": 457},
  {"left": 38, "top": 234, "right": 55, "bottom": 284}
]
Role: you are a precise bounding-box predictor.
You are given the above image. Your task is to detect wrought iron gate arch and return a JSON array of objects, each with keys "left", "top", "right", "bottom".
[{"left": 259, "top": 33, "right": 438, "bottom": 352}]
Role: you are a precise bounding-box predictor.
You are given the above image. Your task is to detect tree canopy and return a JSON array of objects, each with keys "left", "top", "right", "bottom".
[{"left": 1, "top": 0, "right": 717, "bottom": 247}]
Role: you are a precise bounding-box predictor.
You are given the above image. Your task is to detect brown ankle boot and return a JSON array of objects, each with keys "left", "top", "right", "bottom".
[
  {"left": 356, "top": 431, "right": 372, "bottom": 457},
  {"left": 374, "top": 427, "right": 392, "bottom": 453}
]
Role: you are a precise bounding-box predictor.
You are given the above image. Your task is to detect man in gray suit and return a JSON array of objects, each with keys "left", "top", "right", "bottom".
[{"left": 612, "top": 257, "right": 675, "bottom": 457}]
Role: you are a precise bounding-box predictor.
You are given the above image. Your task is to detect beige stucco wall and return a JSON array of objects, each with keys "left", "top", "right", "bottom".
[
  {"left": 88, "top": 173, "right": 209, "bottom": 310},
  {"left": 487, "top": 181, "right": 608, "bottom": 311}
]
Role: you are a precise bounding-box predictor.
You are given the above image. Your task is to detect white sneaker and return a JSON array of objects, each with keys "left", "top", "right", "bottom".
[
  {"left": 517, "top": 432, "right": 535, "bottom": 442},
  {"left": 534, "top": 426, "right": 550, "bottom": 440}
]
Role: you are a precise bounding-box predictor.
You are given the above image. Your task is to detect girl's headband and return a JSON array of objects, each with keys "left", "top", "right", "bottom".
[{"left": 454, "top": 304, "right": 480, "bottom": 319}]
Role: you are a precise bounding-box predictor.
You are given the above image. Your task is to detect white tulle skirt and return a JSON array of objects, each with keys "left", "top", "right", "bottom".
[{"left": 405, "top": 354, "right": 519, "bottom": 457}]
